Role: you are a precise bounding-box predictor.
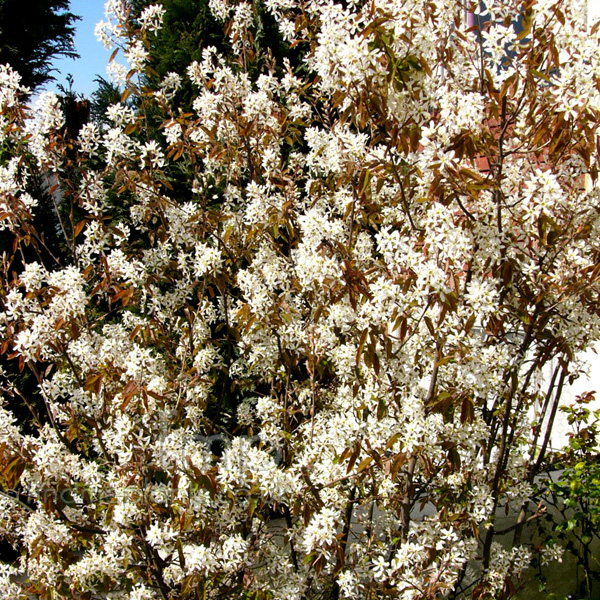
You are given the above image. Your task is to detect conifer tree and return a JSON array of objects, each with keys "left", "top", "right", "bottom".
[{"left": 0, "top": 0, "right": 79, "bottom": 92}]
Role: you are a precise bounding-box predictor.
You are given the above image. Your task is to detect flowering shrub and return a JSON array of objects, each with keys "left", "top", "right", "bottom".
[{"left": 1, "top": 0, "right": 600, "bottom": 598}]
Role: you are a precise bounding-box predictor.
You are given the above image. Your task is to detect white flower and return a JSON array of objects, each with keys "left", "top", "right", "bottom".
[
  {"left": 107, "top": 102, "right": 137, "bottom": 126},
  {"left": 182, "top": 543, "right": 219, "bottom": 575},
  {"left": 540, "top": 543, "right": 564, "bottom": 567},
  {"left": 301, "top": 507, "right": 339, "bottom": 553},
  {"left": 158, "top": 72, "right": 182, "bottom": 101},
  {"left": 129, "top": 583, "right": 158, "bottom": 600},
  {"left": 94, "top": 20, "right": 117, "bottom": 49},
  {"left": 0, "top": 64, "right": 27, "bottom": 107},
  {"left": 103, "top": 126, "right": 136, "bottom": 164},
  {"left": 125, "top": 39, "right": 149, "bottom": 72},
  {"left": 337, "top": 570, "right": 361, "bottom": 599},
  {"left": 163, "top": 119, "right": 183, "bottom": 145},
  {"left": 140, "top": 141, "right": 165, "bottom": 170},
  {"left": 371, "top": 555, "right": 389, "bottom": 583},
  {"left": 193, "top": 242, "right": 222, "bottom": 277},
  {"left": 219, "top": 534, "right": 249, "bottom": 571},
  {"left": 465, "top": 279, "right": 500, "bottom": 315},
  {"left": 106, "top": 61, "right": 128, "bottom": 86},
  {"left": 139, "top": 4, "right": 166, "bottom": 33},
  {"left": 78, "top": 122, "right": 100, "bottom": 154},
  {"left": 33, "top": 92, "right": 64, "bottom": 133},
  {"left": 145, "top": 522, "right": 166, "bottom": 548}
]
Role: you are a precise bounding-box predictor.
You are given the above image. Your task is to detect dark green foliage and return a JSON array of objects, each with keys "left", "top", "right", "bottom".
[
  {"left": 548, "top": 394, "right": 600, "bottom": 599},
  {"left": 133, "top": 0, "right": 299, "bottom": 111},
  {"left": 533, "top": 392, "right": 600, "bottom": 600},
  {"left": 0, "top": 0, "right": 79, "bottom": 92},
  {"left": 133, "top": 0, "right": 231, "bottom": 111},
  {"left": 137, "top": 0, "right": 229, "bottom": 73},
  {"left": 90, "top": 76, "right": 122, "bottom": 127}
]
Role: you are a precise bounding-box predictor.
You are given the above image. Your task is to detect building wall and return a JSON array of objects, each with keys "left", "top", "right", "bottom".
[{"left": 589, "top": 0, "right": 600, "bottom": 24}]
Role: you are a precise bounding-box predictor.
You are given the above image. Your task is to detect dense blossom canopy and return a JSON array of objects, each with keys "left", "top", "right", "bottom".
[{"left": 1, "top": 0, "right": 600, "bottom": 598}]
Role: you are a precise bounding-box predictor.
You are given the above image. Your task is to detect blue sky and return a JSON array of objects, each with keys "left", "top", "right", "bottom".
[{"left": 46, "top": 0, "right": 111, "bottom": 98}]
